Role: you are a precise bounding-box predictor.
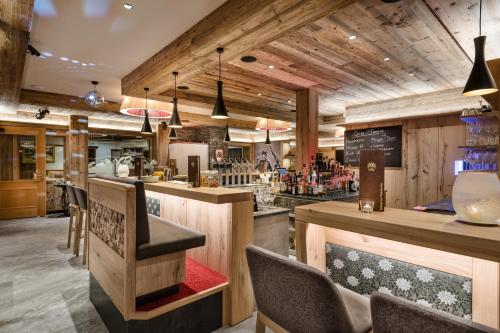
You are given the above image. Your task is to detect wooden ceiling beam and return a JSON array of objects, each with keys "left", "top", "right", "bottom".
[
  {"left": 159, "top": 90, "right": 296, "bottom": 122},
  {"left": 121, "top": 0, "right": 357, "bottom": 98},
  {"left": 0, "top": 0, "right": 34, "bottom": 114},
  {"left": 322, "top": 114, "right": 345, "bottom": 125},
  {"left": 18, "top": 89, "right": 258, "bottom": 130},
  {"left": 344, "top": 88, "right": 484, "bottom": 124}
]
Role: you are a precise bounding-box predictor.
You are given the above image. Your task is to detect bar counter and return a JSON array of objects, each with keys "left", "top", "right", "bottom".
[
  {"left": 295, "top": 201, "right": 500, "bottom": 328},
  {"left": 144, "top": 182, "right": 254, "bottom": 325}
]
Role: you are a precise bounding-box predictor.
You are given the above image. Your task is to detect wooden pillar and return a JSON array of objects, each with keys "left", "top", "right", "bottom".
[
  {"left": 0, "top": 0, "right": 34, "bottom": 114},
  {"left": 155, "top": 124, "right": 169, "bottom": 166},
  {"left": 296, "top": 89, "right": 319, "bottom": 170},
  {"left": 68, "top": 115, "right": 88, "bottom": 189}
]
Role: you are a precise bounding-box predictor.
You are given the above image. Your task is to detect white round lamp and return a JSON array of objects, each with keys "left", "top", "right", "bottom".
[{"left": 452, "top": 171, "right": 500, "bottom": 225}]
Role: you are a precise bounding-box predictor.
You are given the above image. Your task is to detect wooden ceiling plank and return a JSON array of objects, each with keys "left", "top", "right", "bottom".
[
  {"left": 0, "top": 0, "right": 34, "bottom": 114},
  {"left": 121, "top": 0, "right": 358, "bottom": 98}
]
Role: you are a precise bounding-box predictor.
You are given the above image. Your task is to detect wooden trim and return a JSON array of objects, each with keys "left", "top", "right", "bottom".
[
  {"left": 472, "top": 259, "right": 500, "bottom": 328},
  {"left": 144, "top": 182, "right": 253, "bottom": 204},
  {"left": 296, "top": 201, "right": 500, "bottom": 263},
  {"left": 129, "top": 282, "right": 229, "bottom": 321},
  {"left": 123, "top": 186, "right": 136, "bottom": 320}
]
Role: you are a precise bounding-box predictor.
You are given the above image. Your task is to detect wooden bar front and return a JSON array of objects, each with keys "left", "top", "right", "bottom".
[
  {"left": 144, "top": 182, "right": 254, "bottom": 326},
  {"left": 295, "top": 201, "right": 500, "bottom": 329}
]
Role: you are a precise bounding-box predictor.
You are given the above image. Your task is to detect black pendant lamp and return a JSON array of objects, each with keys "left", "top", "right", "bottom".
[
  {"left": 211, "top": 48, "right": 229, "bottom": 119},
  {"left": 168, "top": 127, "right": 177, "bottom": 140},
  {"left": 141, "top": 87, "right": 153, "bottom": 133},
  {"left": 168, "top": 71, "right": 183, "bottom": 128},
  {"left": 264, "top": 117, "right": 271, "bottom": 145},
  {"left": 463, "top": 0, "right": 498, "bottom": 97},
  {"left": 224, "top": 120, "right": 231, "bottom": 142}
]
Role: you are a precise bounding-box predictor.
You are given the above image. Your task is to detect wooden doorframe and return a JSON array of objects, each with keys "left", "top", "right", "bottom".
[{"left": 0, "top": 125, "right": 46, "bottom": 218}]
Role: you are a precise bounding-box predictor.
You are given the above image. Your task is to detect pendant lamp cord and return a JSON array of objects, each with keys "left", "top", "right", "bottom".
[
  {"left": 479, "top": 0, "right": 482, "bottom": 36},
  {"left": 174, "top": 73, "right": 177, "bottom": 99},
  {"left": 145, "top": 89, "right": 148, "bottom": 110}
]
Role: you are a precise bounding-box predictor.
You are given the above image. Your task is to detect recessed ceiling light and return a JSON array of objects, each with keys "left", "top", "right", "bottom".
[
  {"left": 257, "top": 93, "right": 262, "bottom": 96},
  {"left": 88, "top": 63, "right": 95, "bottom": 66},
  {"left": 60, "top": 57, "right": 69, "bottom": 61},
  {"left": 348, "top": 35, "right": 357, "bottom": 40},
  {"left": 287, "top": 100, "right": 292, "bottom": 103},
  {"left": 71, "top": 60, "right": 79, "bottom": 64},
  {"left": 268, "top": 65, "right": 274, "bottom": 69},
  {"left": 68, "top": 99, "right": 77, "bottom": 103},
  {"left": 82, "top": 63, "right": 88, "bottom": 66},
  {"left": 41, "top": 52, "right": 52, "bottom": 57},
  {"left": 384, "top": 57, "right": 390, "bottom": 61},
  {"left": 123, "top": 3, "right": 133, "bottom": 10},
  {"left": 409, "top": 73, "right": 415, "bottom": 76},
  {"left": 241, "top": 55, "right": 257, "bottom": 63},
  {"left": 39, "top": 55, "right": 47, "bottom": 59}
]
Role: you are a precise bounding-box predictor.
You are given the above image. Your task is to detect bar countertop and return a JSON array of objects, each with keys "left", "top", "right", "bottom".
[
  {"left": 144, "top": 182, "right": 253, "bottom": 204},
  {"left": 295, "top": 201, "right": 500, "bottom": 263}
]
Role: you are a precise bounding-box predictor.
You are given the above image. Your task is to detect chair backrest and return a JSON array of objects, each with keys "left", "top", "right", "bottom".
[
  {"left": 94, "top": 176, "right": 150, "bottom": 246},
  {"left": 66, "top": 184, "right": 78, "bottom": 206},
  {"left": 370, "top": 292, "right": 500, "bottom": 333},
  {"left": 245, "top": 244, "right": 357, "bottom": 333},
  {"left": 74, "top": 187, "right": 88, "bottom": 210}
]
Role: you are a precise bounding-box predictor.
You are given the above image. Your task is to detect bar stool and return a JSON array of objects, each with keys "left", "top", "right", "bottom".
[
  {"left": 370, "top": 292, "right": 500, "bottom": 333},
  {"left": 74, "top": 186, "right": 88, "bottom": 264},
  {"left": 65, "top": 184, "right": 80, "bottom": 249},
  {"left": 246, "top": 244, "right": 372, "bottom": 333}
]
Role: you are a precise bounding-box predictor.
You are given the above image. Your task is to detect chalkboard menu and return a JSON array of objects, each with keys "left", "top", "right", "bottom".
[{"left": 344, "top": 125, "right": 402, "bottom": 167}]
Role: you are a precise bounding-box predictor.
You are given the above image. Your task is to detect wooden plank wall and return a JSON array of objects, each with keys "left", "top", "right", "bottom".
[{"left": 346, "top": 114, "right": 465, "bottom": 209}]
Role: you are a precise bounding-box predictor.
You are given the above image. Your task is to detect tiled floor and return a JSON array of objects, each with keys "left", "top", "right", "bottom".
[{"left": 0, "top": 217, "right": 265, "bottom": 333}]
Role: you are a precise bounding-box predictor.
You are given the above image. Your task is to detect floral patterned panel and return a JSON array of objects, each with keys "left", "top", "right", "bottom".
[
  {"left": 326, "top": 243, "right": 472, "bottom": 319},
  {"left": 89, "top": 199, "right": 125, "bottom": 257},
  {"left": 146, "top": 197, "right": 160, "bottom": 217}
]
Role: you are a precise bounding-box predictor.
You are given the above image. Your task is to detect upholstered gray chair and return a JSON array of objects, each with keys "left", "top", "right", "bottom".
[
  {"left": 246, "top": 244, "right": 372, "bottom": 333},
  {"left": 370, "top": 291, "right": 500, "bottom": 333}
]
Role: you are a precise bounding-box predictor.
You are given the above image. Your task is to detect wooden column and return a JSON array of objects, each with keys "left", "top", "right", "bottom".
[
  {"left": 296, "top": 89, "right": 319, "bottom": 169},
  {"left": 0, "top": 0, "right": 34, "bottom": 114},
  {"left": 155, "top": 124, "right": 169, "bottom": 166},
  {"left": 68, "top": 115, "right": 88, "bottom": 189}
]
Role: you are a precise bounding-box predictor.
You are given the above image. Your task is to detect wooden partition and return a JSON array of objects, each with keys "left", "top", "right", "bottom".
[
  {"left": 345, "top": 113, "right": 465, "bottom": 209},
  {"left": 87, "top": 179, "right": 137, "bottom": 319}
]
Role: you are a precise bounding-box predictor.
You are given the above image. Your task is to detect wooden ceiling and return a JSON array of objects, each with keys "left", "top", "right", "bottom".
[{"left": 124, "top": 0, "right": 500, "bottom": 123}]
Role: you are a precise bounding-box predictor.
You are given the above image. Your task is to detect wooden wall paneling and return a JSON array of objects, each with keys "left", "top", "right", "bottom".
[
  {"left": 68, "top": 115, "right": 88, "bottom": 189},
  {"left": 35, "top": 128, "right": 46, "bottom": 216},
  {"left": 472, "top": 259, "right": 500, "bottom": 329},
  {"left": 124, "top": 186, "right": 136, "bottom": 319},
  {"left": 0, "top": 0, "right": 34, "bottom": 114},
  {"left": 0, "top": 135, "right": 14, "bottom": 180},
  {"left": 0, "top": 180, "right": 38, "bottom": 219},
  {"left": 438, "top": 116, "right": 465, "bottom": 199},
  {"left": 296, "top": 89, "right": 319, "bottom": 169},
  {"left": 136, "top": 251, "right": 185, "bottom": 297}
]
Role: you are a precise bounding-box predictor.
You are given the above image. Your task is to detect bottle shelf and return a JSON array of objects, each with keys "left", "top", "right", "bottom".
[{"left": 458, "top": 145, "right": 498, "bottom": 150}]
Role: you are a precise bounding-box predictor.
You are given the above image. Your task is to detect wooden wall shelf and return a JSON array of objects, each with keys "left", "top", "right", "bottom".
[
  {"left": 459, "top": 112, "right": 499, "bottom": 123},
  {"left": 458, "top": 145, "right": 498, "bottom": 150}
]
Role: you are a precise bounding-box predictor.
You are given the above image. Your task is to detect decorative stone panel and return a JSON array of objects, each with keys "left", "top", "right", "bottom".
[{"left": 89, "top": 199, "right": 125, "bottom": 257}]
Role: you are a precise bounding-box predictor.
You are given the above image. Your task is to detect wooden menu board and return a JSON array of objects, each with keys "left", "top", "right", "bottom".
[{"left": 344, "top": 125, "right": 402, "bottom": 167}]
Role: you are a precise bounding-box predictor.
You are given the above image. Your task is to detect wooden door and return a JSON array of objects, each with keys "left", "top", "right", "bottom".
[{"left": 0, "top": 126, "right": 46, "bottom": 219}]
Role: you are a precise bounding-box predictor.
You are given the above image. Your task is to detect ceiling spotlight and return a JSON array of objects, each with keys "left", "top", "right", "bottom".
[
  {"left": 348, "top": 35, "right": 357, "bottom": 40},
  {"left": 27, "top": 44, "right": 41, "bottom": 57},
  {"left": 268, "top": 65, "right": 274, "bottom": 69},
  {"left": 72, "top": 60, "right": 79, "bottom": 64},
  {"left": 123, "top": 3, "right": 133, "bottom": 10},
  {"left": 35, "top": 108, "right": 50, "bottom": 120},
  {"left": 384, "top": 57, "right": 390, "bottom": 61},
  {"left": 60, "top": 57, "right": 69, "bottom": 61},
  {"left": 241, "top": 55, "right": 257, "bottom": 63}
]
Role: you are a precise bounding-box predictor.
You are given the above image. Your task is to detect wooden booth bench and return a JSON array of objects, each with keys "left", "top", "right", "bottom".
[{"left": 87, "top": 177, "right": 229, "bottom": 332}]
